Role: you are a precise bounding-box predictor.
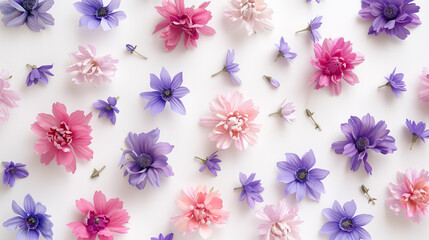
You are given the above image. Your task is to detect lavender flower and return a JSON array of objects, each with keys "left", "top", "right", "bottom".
[
  {"left": 406, "top": 119, "right": 429, "bottom": 150},
  {"left": 3, "top": 194, "right": 54, "bottom": 240},
  {"left": 263, "top": 75, "right": 280, "bottom": 88},
  {"left": 26, "top": 64, "right": 54, "bottom": 86},
  {"left": 320, "top": 200, "right": 373, "bottom": 240},
  {"left": 307, "top": 0, "right": 321, "bottom": 3},
  {"left": 269, "top": 98, "right": 296, "bottom": 123},
  {"left": 125, "top": 44, "right": 147, "bottom": 59},
  {"left": 196, "top": 150, "right": 221, "bottom": 176},
  {"left": 296, "top": 16, "right": 322, "bottom": 43},
  {"left": 0, "top": 0, "right": 54, "bottom": 31},
  {"left": 211, "top": 49, "right": 241, "bottom": 85},
  {"left": 2, "top": 161, "right": 28, "bottom": 187},
  {"left": 275, "top": 37, "right": 297, "bottom": 62},
  {"left": 119, "top": 129, "right": 174, "bottom": 189},
  {"left": 277, "top": 149, "right": 329, "bottom": 202},
  {"left": 151, "top": 233, "right": 174, "bottom": 240},
  {"left": 331, "top": 113, "right": 397, "bottom": 175},
  {"left": 236, "top": 172, "right": 264, "bottom": 209},
  {"left": 93, "top": 96, "right": 119, "bottom": 124},
  {"left": 379, "top": 67, "right": 406, "bottom": 97},
  {"left": 140, "top": 67, "right": 190, "bottom": 115},
  {"left": 74, "top": 0, "right": 126, "bottom": 31}
]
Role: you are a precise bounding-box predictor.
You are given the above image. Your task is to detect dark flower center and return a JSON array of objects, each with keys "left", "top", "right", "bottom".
[
  {"left": 295, "top": 168, "right": 309, "bottom": 182},
  {"left": 26, "top": 215, "right": 39, "bottom": 230},
  {"left": 22, "top": 0, "right": 36, "bottom": 11},
  {"left": 339, "top": 217, "right": 355, "bottom": 232},
  {"left": 96, "top": 7, "right": 108, "bottom": 18},
  {"left": 86, "top": 211, "right": 110, "bottom": 234},
  {"left": 355, "top": 137, "right": 370, "bottom": 152},
  {"left": 106, "top": 105, "right": 112, "bottom": 111},
  {"left": 383, "top": 4, "right": 399, "bottom": 20},
  {"left": 136, "top": 153, "right": 153, "bottom": 169},
  {"left": 161, "top": 89, "right": 172, "bottom": 101},
  {"left": 9, "top": 169, "right": 17, "bottom": 174}
]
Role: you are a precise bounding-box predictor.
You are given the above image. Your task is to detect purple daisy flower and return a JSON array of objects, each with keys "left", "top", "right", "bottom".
[
  {"left": 275, "top": 37, "right": 297, "bottom": 62},
  {"left": 263, "top": 75, "right": 280, "bottom": 88},
  {"left": 359, "top": 0, "right": 421, "bottom": 40},
  {"left": 211, "top": 49, "right": 241, "bottom": 85},
  {"left": 331, "top": 113, "right": 397, "bottom": 175},
  {"left": 26, "top": 64, "right": 54, "bottom": 86},
  {"left": 379, "top": 67, "right": 406, "bottom": 97},
  {"left": 277, "top": 149, "right": 329, "bottom": 202},
  {"left": 307, "top": 0, "right": 321, "bottom": 3},
  {"left": 3, "top": 194, "right": 54, "bottom": 240},
  {"left": 151, "top": 233, "right": 174, "bottom": 240},
  {"left": 0, "top": 0, "right": 54, "bottom": 32},
  {"left": 119, "top": 129, "right": 174, "bottom": 189},
  {"left": 237, "top": 172, "right": 264, "bottom": 209},
  {"left": 320, "top": 200, "right": 373, "bottom": 240},
  {"left": 406, "top": 119, "right": 429, "bottom": 150},
  {"left": 92, "top": 96, "right": 119, "bottom": 124},
  {"left": 74, "top": 0, "right": 126, "bottom": 31},
  {"left": 140, "top": 67, "right": 190, "bottom": 116},
  {"left": 296, "top": 16, "right": 322, "bottom": 43},
  {"left": 2, "top": 161, "right": 29, "bottom": 187},
  {"left": 197, "top": 150, "right": 222, "bottom": 176}
]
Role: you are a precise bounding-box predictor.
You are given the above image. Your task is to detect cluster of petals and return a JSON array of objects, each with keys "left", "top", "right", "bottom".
[{"left": 0, "top": 69, "right": 20, "bottom": 124}]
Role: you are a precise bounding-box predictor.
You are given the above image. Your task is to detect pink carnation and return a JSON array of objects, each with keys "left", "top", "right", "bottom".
[
  {"left": 67, "top": 191, "right": 130, "bottom": 240},
  {"left": 200, "top": 91, "right": 261, "bottom": 151},
  {"left": 31, "top": 102, "right": 93, "bottom": 173},
  {"left": 386, "top": 169, "right": 429, "bottom": 223},
  {"left": 67, "top": 44, "right": 118, "bottom": 86},
  {"left": 0, "top": 69, "right": 20, "bottom": 124},
  {"left": 310, "top": 37, "right": 364, "bottom": 95},
  {"left": 418, "top": 67, "right": 429, "bottom": 102},
  {"left": 153, "top": 0, "right": 216, "bottom": 51},
  {"left": 171, "top": 185, "right": 229, "bottom": 239}
]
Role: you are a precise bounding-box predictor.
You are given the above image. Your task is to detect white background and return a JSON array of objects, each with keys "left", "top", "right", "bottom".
[{"left": 1, "top": 0, "right": 429, "bottom": 239}]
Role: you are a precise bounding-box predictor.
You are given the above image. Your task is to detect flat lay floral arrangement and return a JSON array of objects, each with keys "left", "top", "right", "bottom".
[{"left": 0, "top": 0, "right": 429, "bottom": 239}]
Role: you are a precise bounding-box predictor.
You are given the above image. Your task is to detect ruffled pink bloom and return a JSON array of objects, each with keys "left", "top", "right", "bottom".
[
  {"left": 153, "top": 0, "right": 216, "bottom": 51},
  {"left": 31, "top": 102, "right": 93, "bottom": 173},
  {"left": 171, "top": 185, "right": 229, "bottom": 239},
  {"left": 67, "top": 44, "right": 118, "bottom": 86},
  {"left": 310, "top": 37, "right": 365, "bottom": 95},
  {"left": 386, "top": 169, "right": 429, "bottom": 223},
  {"left": 200, "top": 91, "right": 261, "bottom": 151},
  {"left": 224, "top": 0, "right": 274, "bottom": 36},
  {"left": 0, "top": 69, "right": 20, "bottom": 124},
  {"left": 418, "top": 67, "right": 429, "bottom": 102},
  {"left": 67, "top": 191, "right": 130, "bottom": 240},
  {"left": 256, "top": 199, "right": 302, "bottom": 240}
]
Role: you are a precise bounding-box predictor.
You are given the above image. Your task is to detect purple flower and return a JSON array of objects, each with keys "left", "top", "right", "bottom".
[
  {"left": 211, "top": 49, "right": 241, "bottom": 85},
  {"left": 237, "top": 172, "right": 264, "bottom": 209},
  {"left": 331, "top": 113, "right": 397, "bottom": 175},
  {"left": 320, "top": 200, "right": 373, "bottom": 240},
  {"left": 275, "top": 37, "right": 297, "bottom": 62},
  {"left": 151, "top": 233, "right": 174, "bottom": 240},
  {"left": 0, "top": 0, "right": 54, "bottom": 32},
  {"left": 74, "top": 0, "right": 126, "bottom": 31},
  {"left": 277, "top": 149, "right": 329, "bottom": 202},
  {"left": 92, "top": 96, "right": 119, "bottom": 124},
  {"left": 2, "top": 161, "right": 28, "bottom": 187},
  {"left": 359, "top": 0, "right": 421, "bottom": 40},
  {"left": 307, "top": 0, "right": 321, "bottom": 3},
  {"left": 119, "top": 129, "right": 174, "bottom": 189},
  {"left": 125, "top": 44, "right": 147, "bottom": 59},
  {"left": 296, "top": 16, "right": 322, "bottom": 43},
  {"left": 26, "top": 64, "right": 54, "bottom": 86},
  {"left": 263, "top": 75, "right": 280, "bottom": 88},
  {"left": 3, "top": 194, "right": 54, "bottom": 240},
  {"left": 379, "top": 67, "right": 406, "bottom": 97},
  {"left": 197, "top": 150, "right": 221, "bottom": 176},
  {"left": 406, "top": 119, "right": 429, "bottom": 150}
]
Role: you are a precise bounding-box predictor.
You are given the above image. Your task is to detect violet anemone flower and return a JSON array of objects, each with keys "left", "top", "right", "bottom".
[
  {"left": 92, "top": 96, "right": 119, "bottom": 124},
  {"left": 212, "top": 49, "right": 241, "bottom": 85},
  {"left": 307, "top": 0, "right": 320, "bottom": 3},
  {"left": 237, "top": 172, "right": 264, "bottom": 209},
  {"left": 196, "top": 150, "right": 222, "bottom": 176},
  {"left": 74, "top": 0, "right": 126, "bottom": 31},
  {"left": 26, "top": 64, "right": 54, "bottom": 86},
  {"left": 379, "top": 67, "right": 406, "bottom": 97},
  {"left": 275, "top": 37, "right": 297, "bottom": 62},
  {"left": 296, "top": 16, "right": 322, "bottom": 43},
  {"left": 151, "top": 233, "right": 174, "bottom": 240},
  {"left": 0, "top": 0, "right": 54, "bottom": 31},
  {"left": 2, "top": 161, "right": 29, "bottom": 187},
  {"left": 406, "top": 119, "right": 429, "bottom": 150}
]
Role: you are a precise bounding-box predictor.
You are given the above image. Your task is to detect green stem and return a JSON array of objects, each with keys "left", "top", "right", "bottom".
[
  {"left": 91, "top": 166, "right": 106, "bottom": 179},
  {"left": 269, "top": 108, "right": 282, "bottom": 116},
  {"left": 306, "top": 109, "right": 321, "bottom": 131},
  {"left": 233, "top": 187, "right": 242, "bottom": 191},
  {"left": 211, "top": 67, "right": 226, "bottom": 77},
  {"left": 378, "top": 83, "right": 390, "bottom": 88},
  {"left": 296, "top": 25, "right": 311, "bottom": 33},
  {"left": 134, "top": 51, "right": 148, "bottom": 60},
  {"left": 410, "top": 135, "right": 419, "bottom": 150},
  {"left": 195, "top": 156, "right": 207, "bottom": 164},
  {"left": 26, "top": 64, "right": 37, "bottom": 70},
  {"left": 275, "top": 52, "right": 283, "bottom": 62}
]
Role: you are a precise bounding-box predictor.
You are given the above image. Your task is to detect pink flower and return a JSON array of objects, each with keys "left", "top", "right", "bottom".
[
  {"left": 310, "top": 37, "right": 364, "bottom": 95},
  {"left": 171, "top": 185, "right": 229, "bottom": 239},
  {"left": 67, "top": 191, "right": 130, "bottom": 240},
  {"left": 0, "top": 69, "right": 20, "bottom": 124},
  {"left": 418, "top": 67, "right": 429, "bottom": 102},
  {"left": 200, "top": 91, "right": 261, "bottom": 151},
  {"left": 67, "top": 44, "right": 118, "bottom": 86},
  {"left": 153, "top": 0, "right": 216, "bottom": 51},
  {"left": 256, "top": 199, "right": 302, "bottom": 240},
  {"left": 31, "top": 102, "right": 93, "bottom": 173},
  {"left": 386, "top": 169, "right": 429, "bottom": 223},
  {"left": 224, "top": 0, "right": 274, "bottom": 36}
]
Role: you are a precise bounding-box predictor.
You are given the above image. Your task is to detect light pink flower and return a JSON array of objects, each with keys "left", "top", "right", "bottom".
[
  {"left": 31, "top": 102, "right": 93, "bottom": 173},
  {"left": 386, "top": 169, "right": 429, "bottom": 223},
  {"left": 224, "top": 0, "right": 274, "bottom": 36},
  {"left": 310, "top": 37, "right": 364, "bottom": 95},
  {"left": 0, "top": 69, "right": 20, "bottom": 124},
  {"left": 200, "top": 91, "right": 261, "bottom": 151},
  {"left": 256, "top": 199, "right": 302, "bottom": 240},
  {"left": 153, "top": 0, "right": 216, "bottom": 51},
  {"left": 171, "top": 185, "right": 229, "bottom": 239},
  {"left": 418, "top": 67, "right": 429, "bottom": 102},
  {"left": 67, "top": 44, "right": 118, "bottom": 86},
  {"left": 67, "top": 191, "right": 130, "bottom": 240},
  {"left": 273, "top": 98, "right": 296, "bottom": 123}
]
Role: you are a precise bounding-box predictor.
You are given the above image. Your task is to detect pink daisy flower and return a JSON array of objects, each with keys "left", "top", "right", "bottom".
[
  {"left": 386, "top": 169, "right": 429, "bottom": 223},
  {"left": 418, "top": 67, "right": 429, "bottom": 102},
  {"left": 200, "top": 91, "right": 261, "bottom": 151},
  {"left": 67, "top": 44, "right": 118, "bottom": 86},
  {"left": 67, "top": 191, "right": 130, "bottom": 239},
  {"left": 153, "top": 0, "right": 216, "bottom": 51},
  {"left": 310, "top": 37, "right": 365, "bottom": 95},
  {"left": 31, "top": 102, "right": 93, "bottom": 173},
  {"left": 171, "top": 185, "right": 229, "bottom": 239},
  {"left": 256, "top": 199, "right": 302, "bottom": 240},
  {"left": 0, "top": 69, "right": 20, "bottom": 124}
]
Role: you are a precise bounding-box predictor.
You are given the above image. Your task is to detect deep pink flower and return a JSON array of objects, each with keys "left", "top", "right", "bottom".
[
  {"left": 200, "top": 91, "right": 261, "bottom": 151},
  {"left": 171, "top": 185, "right": 229, "bottom": 239},
  {"left": 153, "top": 0, "right": 215, "bottom": 51},
  {"left": 0, "top": 69, "right": 20, "bottom": 124},
  {"left": 310, "top": 37, "right": 364, "bottom": 95},
  {"left": 67, "top": 191, "right": 130, "bottom": 239},
  {"left": 386, "top": 169, "right": 429, "bottom": 223},
  {"left": 418, "top": 67, "right": 429, "bottom": 102},
  {"left": 31, "top": 102, "right": 93, "bottom": 173}
]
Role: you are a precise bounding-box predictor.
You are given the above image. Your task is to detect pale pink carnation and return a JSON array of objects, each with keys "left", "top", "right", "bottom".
[
  {"left": 200, "top": 91, "right": 261, "bottom": 151},
  {"left": 0, "top": 69, "right": 20, "bottom": 124},
  {"left": 171, "top": 185, "right": 229, "bottom": 239},
  {"left": 310, "top": 37, "right": 364, "bottom": 95},
  {"left": 67, "top": 44, "right": 118, "bottom": 86},
  {"left": 418, "top": 67, "right": 429, "bottom": 102},
  {"left": 386, "top": 169, "right": 429, "bottom": 223},
  {"left": 31, "top": 102, "right": 93, "bottom": 173}
]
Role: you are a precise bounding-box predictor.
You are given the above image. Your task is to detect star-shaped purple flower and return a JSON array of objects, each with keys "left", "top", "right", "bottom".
[
  {"left": 306, "top": 0, "right": 321, "bottom": 3},
  {"left": 379, "top": 67, "right": 406, "bottom": 97},
  {"left": 296, "top": 16, "right": 322, "bottom": 43},
  {"left": 92, "top": 96, "right": 119, "bottom": 124},
  {"left": 151, "top": 233, "right": 174, "bottom": 240},
  {"left": 238, "top": 172, "right": 264, "bottom": 209},
  {"left": 406, "top": 119, "right": 429, "bottom": 150},
  {"left": 197, "top": 150, "right": 222, "bottom": 176},
  {"left": 275, "top": 37, "right": 297, "bottom": 62},
  {"left": 2, "top": 161, "right": 29, "bottom": 188},
  {"left": 74, "top": 0, "right": 126, "bottom": 31},
  {"left": 26, "top": 64, "right": 54, "bottom": 86},
  {"left": 212, "top": 49, "right": 241, "bottom": 85}
]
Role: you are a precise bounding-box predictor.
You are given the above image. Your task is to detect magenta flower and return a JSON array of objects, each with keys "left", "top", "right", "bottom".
[
  {"left": 0, "top": 69, "right": 20, "bottom": 124},
  {"left": 418, "top": 67, "right": 429, "bottom": 102}
]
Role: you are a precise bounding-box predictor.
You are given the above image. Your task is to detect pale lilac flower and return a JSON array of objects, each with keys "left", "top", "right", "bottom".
[
  {"left": 212, "top": 49, "right": 241, "bottom": 85},
  {"left": 275, "top": 37, "right": 297, "bottom": 62},
  {"left": 269, "top": 98, "right": 296, "bottom": 123},
  {"left": 263, "top": 75, "right": 280, "bottom": 88}
]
